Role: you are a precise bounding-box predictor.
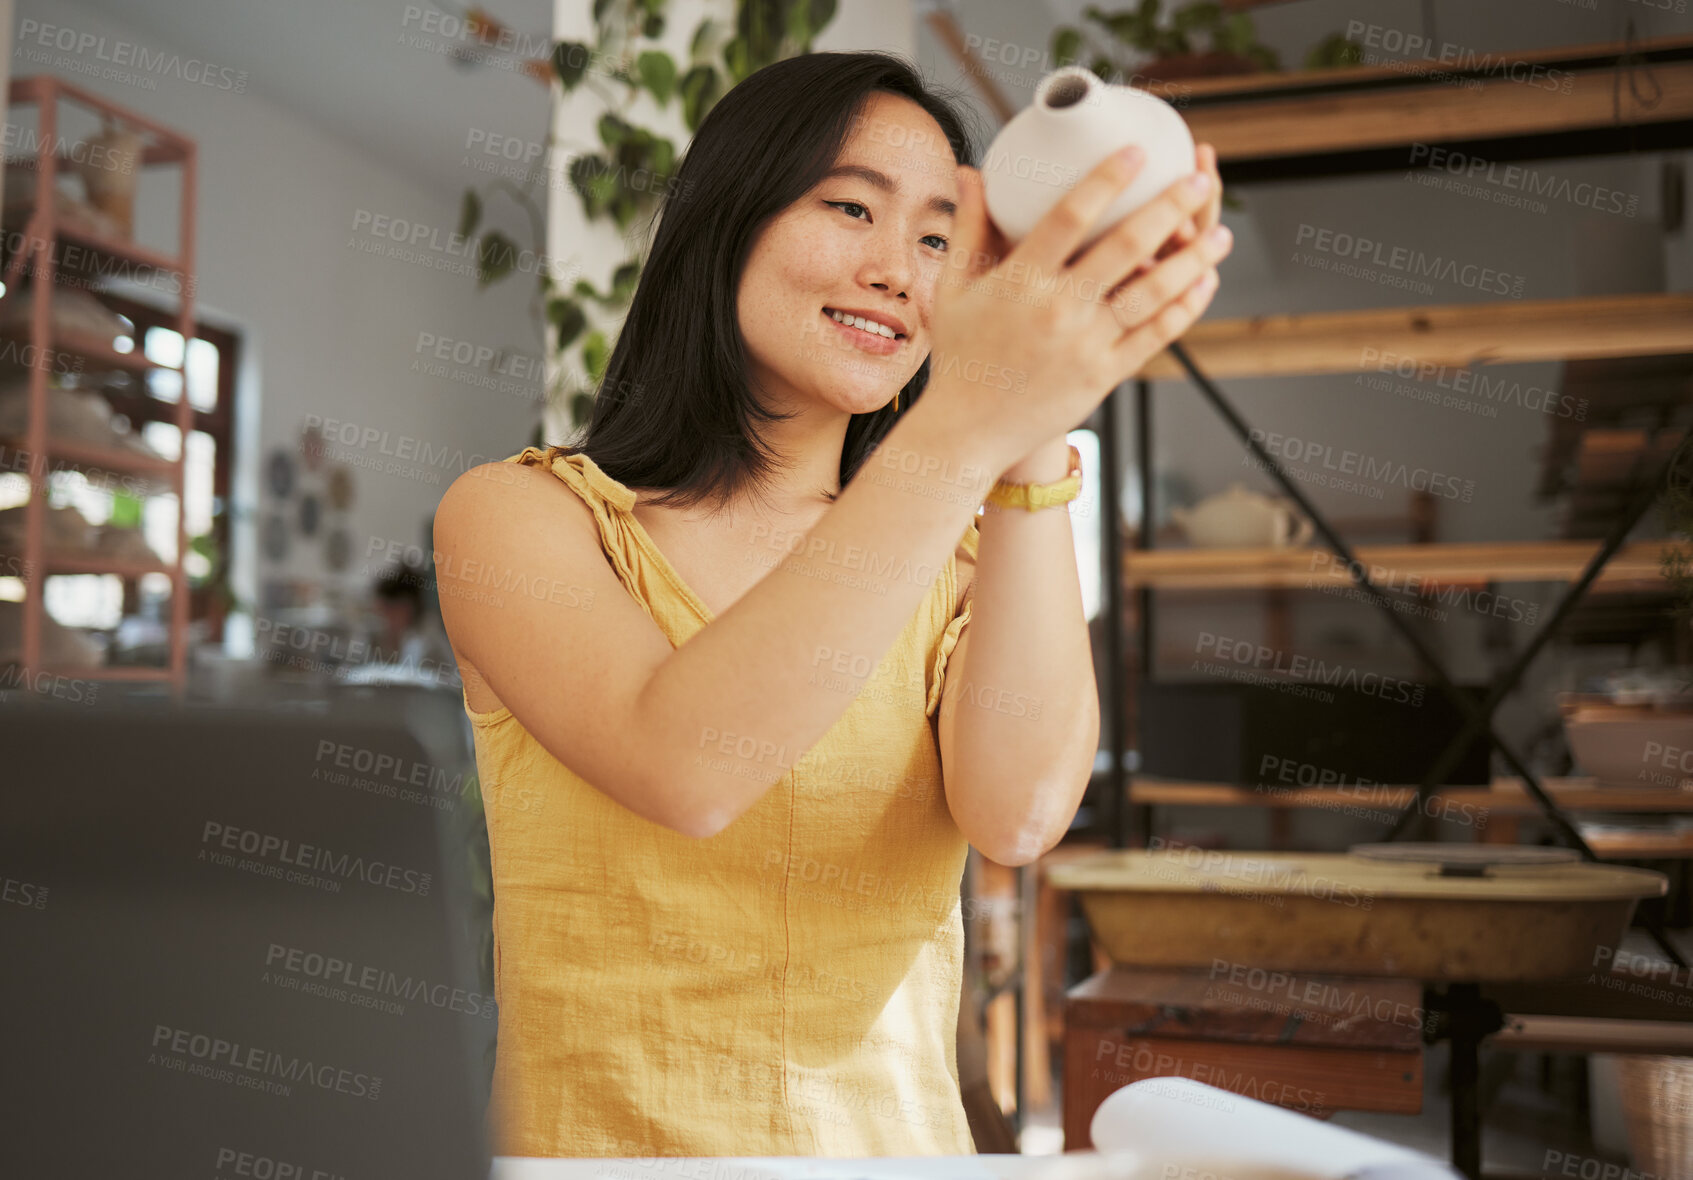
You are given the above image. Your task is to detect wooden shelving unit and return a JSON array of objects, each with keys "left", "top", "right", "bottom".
[
  {"left": 1106, "top": 30, "right": 1693, "bottom": 854},
  {"left": 925, "top": 25, "right": 1693, "bottom": 1158},
  {"left": 2, "top": 76, "right": 198, "bottom": 693}
]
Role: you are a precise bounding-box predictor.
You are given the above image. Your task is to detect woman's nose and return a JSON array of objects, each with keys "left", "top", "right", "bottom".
[{"left": 863, "top": 235, "right": 916, "bottom": 298}]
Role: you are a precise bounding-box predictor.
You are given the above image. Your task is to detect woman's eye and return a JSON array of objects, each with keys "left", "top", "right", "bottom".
[{"left": 827, "top": 201, "right": 948, "bottom": 252}]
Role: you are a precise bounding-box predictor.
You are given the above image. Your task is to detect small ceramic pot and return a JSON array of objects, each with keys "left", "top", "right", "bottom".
[{"left": 980, "top": 65, "right": 1196, "bottom": 249}]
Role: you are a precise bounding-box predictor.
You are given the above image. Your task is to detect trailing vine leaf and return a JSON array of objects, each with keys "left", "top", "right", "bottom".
[
  {"left": 1304, "top": 33, "right": 1363, "bottom": 68},
  {"left": 792, "top": 0, "right": 839, "bottom": 46},
  {"left": 570, "top": 391, "right": 597, "bottom": 426},
  {"left": 643, "top": 13, "right": 665, "bottom": 38},
  {"left": 1061, "top": 1, "right": 1307, "bottom": 75},
  {"left": 1172, "top": 1, "right": 1221, "bottom": 33},
  {"left": 609, "top": 260, "right": 641, "bottom": 303},
  {"left": 637, "top": 49, "right": 676, "bottom": 104},
  {"left": 458, "top": 189, "right": 482, "bottom": 240},
  {"left": 650, "top": 137, "right": 675, "bottom": 183},
  {"left": 548, "top": 298, "right": 587, "bottom": 349},
  {"left": 690, "top": 18, "right": 719, "bottom": 63},
  {"left": 680, "top": 64, "right": 720, "bottom": 130},
  {"left": 1086, "top": 3, "right": 1144, "bottom": 46},
  {"left": 724, "top": 36, "right": 752, "bottom": 84},
  {"left": 803, "top": 0, "right": 836, "bottom": 44},
  {"left": 785, "top": 0, "right": 814, "bottom": 45},
  {"left": 598, "top": 112, "right": 635, "bottom": 148},
  {"left": 1218, "top": 13, "right": 1254, "bottom": 53},
  {"left": 569, "top": 154, "right": 618, "bottom": 218},
  {"left": 592, "top": 0, "right": 617, "bottom": 25},
  {"left": 582, "top": 330, "right": 611, "bottom": 384},
  {"left": 476, "top": 230, "right": 520, "bottom": 288},
  {"left": 1051, "top": 27, "right": 1083, "bottom": 67},
  {"left": 552, "top": 40, "right": 592, "bottom": 90},
  {"left": 738, "top": 0, "right": 786, "bottom": 62}
]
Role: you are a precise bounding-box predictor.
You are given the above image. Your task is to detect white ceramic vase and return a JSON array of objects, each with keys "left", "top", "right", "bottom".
[{"left": 981, "top": 66, "right": 1196, "bottom": 248}]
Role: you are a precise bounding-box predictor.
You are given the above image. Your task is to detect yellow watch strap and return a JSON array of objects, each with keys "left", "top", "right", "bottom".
[{"left": 983, "top": 445, "right": 1083, "bottom": 512}]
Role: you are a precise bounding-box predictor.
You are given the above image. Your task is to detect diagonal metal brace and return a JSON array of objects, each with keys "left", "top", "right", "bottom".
[
  {"left": 1163, "top": 341, "right": 1592, "bottom": 852},
  {"left": 1388, "top": 445, "right": 1686, "bottom": 839},
  {"left": 1161, "top": 341, "right": 1689, "bottom": 969}
]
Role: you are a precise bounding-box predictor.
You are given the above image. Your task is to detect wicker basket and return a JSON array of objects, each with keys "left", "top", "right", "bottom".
[{"left": 1616, "top": 1055, "right": 1693, "bottom": 1177}]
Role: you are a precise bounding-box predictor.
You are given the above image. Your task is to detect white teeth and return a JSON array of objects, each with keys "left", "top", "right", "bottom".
[{"left": 827, "top": 309, "right": 897, "bottom": 339}]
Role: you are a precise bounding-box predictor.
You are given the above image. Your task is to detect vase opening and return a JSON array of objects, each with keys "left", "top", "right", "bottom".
[{"left": 1038, "top": 69, "right": 1095, "bottom": 111}]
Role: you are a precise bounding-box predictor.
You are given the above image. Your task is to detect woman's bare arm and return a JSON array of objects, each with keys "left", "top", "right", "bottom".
[{"left": 434, "top": 394, "right": 1005, "bottom": 839}]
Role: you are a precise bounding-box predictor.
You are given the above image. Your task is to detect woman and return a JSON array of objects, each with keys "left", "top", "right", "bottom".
[{"left": 434, "top": 50, "right": 1229, "bottom": 1158}]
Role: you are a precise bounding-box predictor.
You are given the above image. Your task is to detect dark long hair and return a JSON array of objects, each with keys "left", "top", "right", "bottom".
[{"left": 552, "top": 51, "right": 981, "bottom": 512}]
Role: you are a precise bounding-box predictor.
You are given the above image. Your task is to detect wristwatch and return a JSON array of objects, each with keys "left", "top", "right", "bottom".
[{"left": 982, "top": 444, "right": 1083, "bottom": 512}]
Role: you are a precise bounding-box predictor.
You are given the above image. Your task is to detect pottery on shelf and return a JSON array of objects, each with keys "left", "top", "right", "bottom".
[
  {"left": 1171, "top": 483, "right": 1313, "bottom": 549},
  {"left": 73, "top": 121, "right": 145, "bottom": 239},
  {"left": 980, "top": 65, "right": 1196, "bottom": 249}
]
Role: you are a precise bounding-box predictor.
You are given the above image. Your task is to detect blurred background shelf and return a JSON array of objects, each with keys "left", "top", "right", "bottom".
[{"left": 0, "top": 75, "right": 198, "bottom": 692}]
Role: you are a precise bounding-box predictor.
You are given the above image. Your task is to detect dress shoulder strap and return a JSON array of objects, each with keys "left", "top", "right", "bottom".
[{"left": 502, "top": 445, "right": 699, "bottom": 633}]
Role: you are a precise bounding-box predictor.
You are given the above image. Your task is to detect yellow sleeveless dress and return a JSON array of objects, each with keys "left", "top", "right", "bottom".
[{"left": 462, "top": 445, "right": 983, "bottom": 1158}]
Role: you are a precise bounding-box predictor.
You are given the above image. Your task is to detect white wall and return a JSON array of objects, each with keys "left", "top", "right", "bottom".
[{"left": 14, "top": 0, "right": 546, "bottom": 641}]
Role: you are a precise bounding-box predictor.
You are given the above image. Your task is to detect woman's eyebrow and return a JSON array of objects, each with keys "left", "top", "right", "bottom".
[{"left": 821, "top": 163, "right": 956, "bottom": 218}]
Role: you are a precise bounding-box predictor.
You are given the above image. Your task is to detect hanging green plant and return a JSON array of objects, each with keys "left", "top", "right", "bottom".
[
  {"left": 1052, "top": 1, "right": 1364, "bottom": 83},
  {"left": 455, "top": 0, "right": 836, "bottom": 443}
]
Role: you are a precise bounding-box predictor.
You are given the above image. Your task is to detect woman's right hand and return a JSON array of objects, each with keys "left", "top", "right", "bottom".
[{"left": 922, "top": 147, "right": 1234, "bottom": 474}]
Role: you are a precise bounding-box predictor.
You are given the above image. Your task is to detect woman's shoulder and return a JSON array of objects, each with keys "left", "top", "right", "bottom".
[{"left": 436, "top": 451, "right": 603, "bottom": 563}]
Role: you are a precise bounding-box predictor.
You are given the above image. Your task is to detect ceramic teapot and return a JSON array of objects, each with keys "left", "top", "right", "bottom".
[
  {"left": 981, "top": 65, "right": 1196, "bottom": 248},
  {"left": 1171, "top": 484, "right": 1314, "bottom": 548}
]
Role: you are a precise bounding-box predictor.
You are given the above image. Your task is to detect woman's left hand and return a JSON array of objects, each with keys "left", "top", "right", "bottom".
[
  {"left": 973, "top": 142, "right": 1224, "bottom": 482},
  {"left": 1154, "top": 142, "right": 1222, "bottom": 264}
]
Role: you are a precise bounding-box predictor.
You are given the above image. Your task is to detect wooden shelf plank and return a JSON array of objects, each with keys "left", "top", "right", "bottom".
[
  {"left": 0, "top": 434, "right": 177, "bottom": 479},
  {"left": 1125, "top": 539, "right": 1678, "bottom": 590},
  {"left": 1153, "top": 36, "right": 1693, "bottom": 161},
  {"left": 27, "top": 664, "right": 174, "bottom": 681},
  {"left": 1128, "top": 776, "right": 1693, "bottom": 814},
  {"left": 1581, "top": 829, "right": 1693, "bottom": 859},
  {"left": 54, "top": 222, "right": 188, "bottom": 279},
  {"left": 0, "top": 324, "right": 178, "bottom": 376},
  {"left": 42, "top": 551, "right": 172, "bottom": 578},
  {"left": 7, "top": 76, "right": 195, "bottom": 159},
  {"left": 1147, "top": 33, "right": 1693, "bottom": 103},
  {"left": 1140, "top": 293, "right": 1693, "bottom": 380},
  {"left": 1490, "top": 1016, "right": 1693, "bottom": 1055}
]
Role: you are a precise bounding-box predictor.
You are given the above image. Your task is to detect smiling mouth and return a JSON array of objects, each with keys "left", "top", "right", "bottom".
[{"left": 822, "top": 307, "right": 906, "bottom": 341}]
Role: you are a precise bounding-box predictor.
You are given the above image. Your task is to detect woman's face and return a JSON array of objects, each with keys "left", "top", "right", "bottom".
[{"left": 736, "top": 91, "right": 958, "bottom": 417}]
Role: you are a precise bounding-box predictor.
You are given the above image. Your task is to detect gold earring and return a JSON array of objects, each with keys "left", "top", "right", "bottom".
[{"left": 892, "top": 390, "right": 900, "bottom": 412}]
